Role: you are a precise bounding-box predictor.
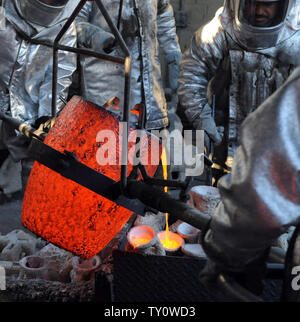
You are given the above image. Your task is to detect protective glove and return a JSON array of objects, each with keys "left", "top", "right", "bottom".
[
  {"left": 204, "top": 127, "right": 224, "bottom": 151},
  {"left": 200, "top": 233, "right": 269, "bottom": 297},
  {"left": 199, "top": 259, "right": 223, "bottom": 285},
  {"left": 199, "top": 258, "right": 266, "bottom": 300},
  {"left": 197, "top": 103, "right": 223, "bottom": 146},
  {"left": 76, "top": 22, "right": 115, "bottom": 52},
  {"left": 165, "top": 51, "right": 182, "bottom": 93}
]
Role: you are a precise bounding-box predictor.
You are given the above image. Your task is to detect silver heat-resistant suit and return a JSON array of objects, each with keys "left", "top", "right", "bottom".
[
  {"left": 0, "top": 0, "right": 77, "bottom": 195},
  {"left": 178, "top": 0, "right": 300, "bottom": 169}
]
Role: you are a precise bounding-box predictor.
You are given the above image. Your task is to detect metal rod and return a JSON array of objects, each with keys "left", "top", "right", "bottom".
[
  {"left": 52, "top": 0, "right": 88, "bottom": 118},
  {"left": 56, "top": 44, "right": 125, "bottom": 64},
  {"left": 133, "top": 0, "right": 146, "bottom": 130},
  {"left": 117, "top": 0, "right": 124, "bottom": 30},
  {"left": 94, "top": 0, "right": 130, "bottom": 57},
  {"left": 179, "top": 0, "right": 183, "bottom": 11},
  {"left": 126, "top": 180, "right": 211, "bottom": 230},
  {"left": 138, "top": 164, "right": 187, "bottom": 189},
  {"left": 120, "top": 57, "right": 131, "bottom": 190},
  {"left": 51, "top": 48, "right": 59, "bottom": 118},
  {"left": 55, "top": 0, "right": 87, "bottom": 46},
  {"left": 94, "top": 0, "right": 131, "bottom": 191}
]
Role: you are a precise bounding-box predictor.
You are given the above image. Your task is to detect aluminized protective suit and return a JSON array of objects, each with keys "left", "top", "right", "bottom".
[
  {"left": 178, "top": 0, "right": 300, "bottom": 169},
  {"left": 0, "top": 0, "right": 77, "bottom": 195},
  {"left": 77, "top": 0, "right": 181, "bottom": 130},
  {"left": 202, "top": 67, "right": 300, "bottom": 272}
]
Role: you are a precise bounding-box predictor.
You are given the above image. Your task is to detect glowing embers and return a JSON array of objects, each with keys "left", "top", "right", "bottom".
[{"left": 21, "top": 96, "right": 160, "bottom": 258}]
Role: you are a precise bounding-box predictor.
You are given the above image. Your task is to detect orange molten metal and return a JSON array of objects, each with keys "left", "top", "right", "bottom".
[
  {"left": 160, "top": 239, "right": 180, "bottom": 250},
  {"left": 21, "top": 96, "right": 160, "bottom": 258},
  {"left": 160, "top": 147, "right": 181, "bottom": 250},
  {"left": 157, "top": 231, "right": 183, "bottom": 252},
  {"left": 161, "top": 147, "right": 172, "bottom": 247},
  {"left": 131, "top": 237, "right": 151, "bottom": 249}
]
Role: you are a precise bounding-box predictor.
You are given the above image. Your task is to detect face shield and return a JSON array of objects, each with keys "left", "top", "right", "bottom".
[
  {"left": 14, "top": 0, "right": 69, "bottom": 27},
  {"left": 239, "top": 0, "right": 288, "bottom": 27},
  {"left": 231, "top": 0, "right": 292, "bottom": 49}
]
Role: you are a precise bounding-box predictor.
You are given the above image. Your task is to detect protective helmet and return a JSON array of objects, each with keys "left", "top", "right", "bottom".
[
  {"left": 15, "top": 0, "right": 69, "bottom": 27},
  {"left": 228, "top": 0, "right": 294, "bottom": 49}
]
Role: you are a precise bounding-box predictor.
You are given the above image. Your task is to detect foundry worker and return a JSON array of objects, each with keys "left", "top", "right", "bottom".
[
  {"left": 178, "top": 0, "right": 300, "bottom": 185},
  {"left": 75, "top": 0, "right": 181, "bottom": 131},
  {"left": 200, "top": 67, "right": 300, "bottom": 299},
  {"left": 0, "top": 0, "right": 78, "bottom": 203}
]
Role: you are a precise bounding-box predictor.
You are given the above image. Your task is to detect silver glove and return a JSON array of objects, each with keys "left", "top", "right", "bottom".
[
  {"left": 198, "top": 103, "right": 223, "bottom": 146},
  {"left": 76, "top": 22, "right": 115, "bottom": 52}
]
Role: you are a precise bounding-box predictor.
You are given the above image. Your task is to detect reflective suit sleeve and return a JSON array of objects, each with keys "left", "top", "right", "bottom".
[
  {"left": 202, "top": 68, "right": 300, "bottom": 272},
  {"left": 157, "top": 0, "right": 181, "bottom": 55},
  {"left": 177, "top": 12, "right": 227, "bottom": 130},
  {"left": 38, "top": 23, "right": 77, "bottom": 117}
]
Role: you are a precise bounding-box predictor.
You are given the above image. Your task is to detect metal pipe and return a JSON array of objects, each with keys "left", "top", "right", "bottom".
[
  {"left": 126, "top": 180, "right": 211, "bottom": 231},
  {"left": 120, "top": 57, "right": 131, "bottom": 190}
]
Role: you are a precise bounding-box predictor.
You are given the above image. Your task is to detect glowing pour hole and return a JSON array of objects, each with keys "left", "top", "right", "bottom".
[
  {"left": 131, "top": 236, "right": 151, "bottom": 249},
  {"left": 160, "top": 238, "right": 180, "bottom": 249}
]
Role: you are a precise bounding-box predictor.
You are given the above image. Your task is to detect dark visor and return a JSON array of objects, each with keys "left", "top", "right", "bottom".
[{"left": 239, "top": 0, "right": 289, "bottom": 27}]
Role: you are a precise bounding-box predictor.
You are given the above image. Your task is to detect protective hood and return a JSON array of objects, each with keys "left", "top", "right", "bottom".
[
  {"left": 221, "top": 0, "right": 300, "bottom": 50},
  {"left": 14, "top": 0, "right": 69, "bottom": 27}
]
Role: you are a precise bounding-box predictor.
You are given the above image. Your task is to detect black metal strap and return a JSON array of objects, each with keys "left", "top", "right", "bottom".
[{"left": 27, "top": 138, "right": 147, "bottom": 215}]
